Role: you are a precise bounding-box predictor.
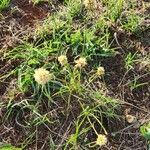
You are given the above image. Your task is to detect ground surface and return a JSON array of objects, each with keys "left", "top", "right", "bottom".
[{"left": 0, "top": 0, "right": 150, "bottom": 150}]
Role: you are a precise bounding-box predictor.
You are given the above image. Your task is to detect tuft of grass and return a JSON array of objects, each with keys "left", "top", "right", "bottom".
[
  {"left": 121, "top": 12, "right": 141, "bottom": 32},
  {"left": 102, "top": 0, "right": 124, "bottom": 22},
  {"left": 125, "top": 52, "right": 138, "bottom": 71},
  {"left": 65, "top": 0, "right": 82, "bottom": 18},
  {"left": 0, "top": 0, "right": 10, "bottom": 11}
]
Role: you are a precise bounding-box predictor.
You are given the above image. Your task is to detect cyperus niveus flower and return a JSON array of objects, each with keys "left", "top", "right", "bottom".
[
  {"left": 34, "top": 68, "right": 53, "bottom": 85},
  {"left": 96, "top": 66, "right": 105, "bottom": 76},
  {"left": 58, "top": 55, "right": 68, "bottom": 66},
  {"left": 96, "top": 134, "right": 107, "bottom": 146},
  {"left": 74, "top": 57, "right": 87, "bottom": 69},
  {"left": 83, "top": 0, "right": 97, "bottom": 9}
]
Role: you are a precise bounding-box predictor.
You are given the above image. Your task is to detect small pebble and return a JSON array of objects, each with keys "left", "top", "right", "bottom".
[{"left": 126, "top": 114, "right": 137, "bottom": 124}]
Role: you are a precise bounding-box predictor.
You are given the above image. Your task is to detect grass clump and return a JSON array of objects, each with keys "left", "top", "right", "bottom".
[
  {"left": 2, "top": 47, "right": 119, "bottom": 148},
  {"left": 102, "top": 0, "right": 124, "bottom": 22},
  {"left": 0, "top": 0, "right": 10, "bottom": 11},
  {"left": 121, "top": 12, "right": 141, "bottom": 32}
]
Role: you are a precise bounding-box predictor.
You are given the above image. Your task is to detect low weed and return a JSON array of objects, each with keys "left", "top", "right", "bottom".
[{"left": 125, "top": 52, "right": 138, "bottom": 71}]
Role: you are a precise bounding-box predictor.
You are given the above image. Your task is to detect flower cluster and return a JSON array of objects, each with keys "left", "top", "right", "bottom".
[
  {"left": 34, "top": 55, "right": 105, "bottom": 85},
  {"left": 83, "top": 0, "right": 97, "bottom": 9},
  {"left": 58, "top": 55, "right": 87, "bottom": 69},
  {"left": 96, "top": 134, "right": 107, "bottom": 146},
  {"left": 34, "top": 68, "right": 53, "bottom": 85},
  {"left": 58, "top": 55, "right": 68, "bottom": 66},
  {"left": 74, "top": 57, "right": 87, "bottom": 69},
  {"left": 96, "top": 67, "right": 105, "bottom": 76}
]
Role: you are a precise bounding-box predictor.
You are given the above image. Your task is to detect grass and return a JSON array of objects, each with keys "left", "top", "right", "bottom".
[
  {"left": 0, "top": 0, "right": 10, "bottom": 11},
  {"left": 0, "top": 0, "right": 150, "bottom": 149}
]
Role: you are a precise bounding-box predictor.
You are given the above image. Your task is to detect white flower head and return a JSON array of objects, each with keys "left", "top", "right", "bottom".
[
  {"left": 34, "top": 68, "right": 53, "bottom": 85},
  {"left": 58, "top": 55, "right": 68, "bottom": 66},
  {"left": 74, "top": 57, "right": 87, "bottom": 69},
  {"left": 83, "top": 0, "right": 97, "bottom": 9},
  {"left": 96, "top": 134, "right": 107, "bottom": 146},
  {"left": 97, "top": 66, "right": 105, "bottom": 76}
]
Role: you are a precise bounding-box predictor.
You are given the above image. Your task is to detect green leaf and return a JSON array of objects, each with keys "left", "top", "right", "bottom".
[
  {"left": 140, "top": 122, "right": 150, "bottom": 140},
  {"left": 0, "top": 144, "right": 22, "bottom": 150},
  {"left": 28, "top": 59, "right": 39, "bottom": 65},
  {"left": 71, "top": 30, "right": 82, "bottom": 44}
]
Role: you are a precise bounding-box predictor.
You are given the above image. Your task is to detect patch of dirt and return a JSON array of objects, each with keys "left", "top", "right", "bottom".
[
  {"left": 97, "top": 12, "right": 150, "bottom": 148},
  {"left": 0, "top": 0, "right": 52, "bottom": 49},
  {"left": 10, "top": 0, "right": 49, "bottom": 25},
  {"left": 3, "top": 0, "right": 49, "bottom": 26}
]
